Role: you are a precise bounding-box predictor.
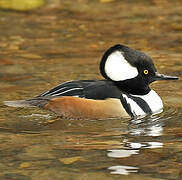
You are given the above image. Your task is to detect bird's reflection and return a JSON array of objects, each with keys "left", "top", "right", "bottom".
[
  {"left": 128, "top": 114, "right": 165, "bottom": 137},
  {"left": 107, "top": 149, "right": 139, "bottom": 158},
  {"left": 108, "top": 114, "right": 165, "bottom": 175},
  {"left": 108, "top": 165, "right": 139, "bottom": 175}
]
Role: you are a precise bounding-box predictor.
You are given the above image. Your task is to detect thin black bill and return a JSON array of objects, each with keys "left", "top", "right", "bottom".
[{"left": 153, "top": 72, "right": 178, "bottom": 81}]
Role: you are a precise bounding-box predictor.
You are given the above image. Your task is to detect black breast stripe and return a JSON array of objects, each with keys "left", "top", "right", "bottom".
[
  {"left": 120, "top": 95, "right": 134, "bottom": 118},
  {"left": 130, "top": 95, "right": 152, "bottom": 114},
  {"left": 120, "top": 93, "right": 152, "bottom": 117}
]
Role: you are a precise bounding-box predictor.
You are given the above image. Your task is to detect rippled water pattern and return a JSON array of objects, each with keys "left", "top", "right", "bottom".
[{"left": 0, "top": 1, "right": 182, "bottom": 179}]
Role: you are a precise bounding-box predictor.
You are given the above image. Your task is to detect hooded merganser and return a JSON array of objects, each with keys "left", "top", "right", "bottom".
[{"left": 4, "top": 44, "right": 178, "bottom": 119}]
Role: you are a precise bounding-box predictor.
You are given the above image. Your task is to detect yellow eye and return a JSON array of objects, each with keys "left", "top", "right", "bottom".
[{"left": 143, "top": 70, "right": 149, "bottom": 75}]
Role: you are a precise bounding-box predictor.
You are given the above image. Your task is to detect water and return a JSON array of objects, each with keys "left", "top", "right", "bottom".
[{"left": 0, "top": 0, "right": 182, "bottom": 179}]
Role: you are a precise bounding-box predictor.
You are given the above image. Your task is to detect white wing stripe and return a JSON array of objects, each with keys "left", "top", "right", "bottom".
[
  {"left": 51, "top": 87, "right": 83, "bottom": 97},
  {"left": 42, "top": 86, "right": 68, "bottom": 96},
  {"left": 40, "top": 81, "right": 74, "bottom": 96}
]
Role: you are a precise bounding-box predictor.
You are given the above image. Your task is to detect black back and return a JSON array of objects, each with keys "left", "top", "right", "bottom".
[{"left": 38, "top": 80, "right": 122, "bottom": 100}]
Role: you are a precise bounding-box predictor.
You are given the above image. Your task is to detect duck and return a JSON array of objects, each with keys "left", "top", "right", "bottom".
[{"left": 4, "top": 44, "right": 178, "bottom": 119}]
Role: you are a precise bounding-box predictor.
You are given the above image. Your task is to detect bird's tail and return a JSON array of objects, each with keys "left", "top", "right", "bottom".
[
  {"left": 4, "top": 100, "right": 35, "bottom": 107},
  {"left": 4, "top": 97, "right": 50, "bottom": 108}
]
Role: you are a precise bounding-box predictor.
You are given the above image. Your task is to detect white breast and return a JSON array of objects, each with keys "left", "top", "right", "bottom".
[
  {"left": 122, "top": 90, "right": 163, "bottom": 117},
  {"left": 136, "top": 90, "right": 163, "bottom": 114}
]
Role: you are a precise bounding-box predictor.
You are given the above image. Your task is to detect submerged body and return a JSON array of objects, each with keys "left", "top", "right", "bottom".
[{"left": 4, "top": 44, "right": 178, "bottom": 119}]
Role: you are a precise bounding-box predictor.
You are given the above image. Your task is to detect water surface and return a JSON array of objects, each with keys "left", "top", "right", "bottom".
[{"left": 0, "top": 1, "right": 182, "bottom": 179}]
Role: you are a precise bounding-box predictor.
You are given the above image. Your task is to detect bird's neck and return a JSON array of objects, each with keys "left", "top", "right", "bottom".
[{"left": 114, "top": 81, "right": 151, "bottom": 95}]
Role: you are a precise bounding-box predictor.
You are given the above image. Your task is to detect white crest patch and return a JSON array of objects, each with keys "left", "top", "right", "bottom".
[{"left": 104, "top": 51, "right": 138, "bottom": 81}]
